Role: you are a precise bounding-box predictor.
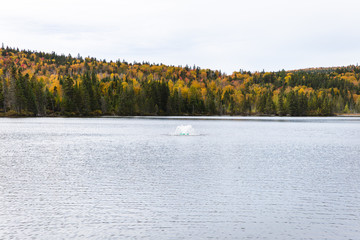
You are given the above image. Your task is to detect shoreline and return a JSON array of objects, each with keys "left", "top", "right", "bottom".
[
  {"left": 335, "top": 113, "right": 360, "bottom": 117},
  {"left": 1, "top": 113, "right": 360, "bottom": 118}
]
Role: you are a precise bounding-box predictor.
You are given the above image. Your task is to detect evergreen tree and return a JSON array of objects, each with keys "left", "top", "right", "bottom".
[{"left": 277, "top": 93, "right": 286, "bottom": 116}]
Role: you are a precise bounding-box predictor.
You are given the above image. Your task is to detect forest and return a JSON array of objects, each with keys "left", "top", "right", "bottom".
[{"left": 1, "top": 46, "right": 360, "bottom": 117}]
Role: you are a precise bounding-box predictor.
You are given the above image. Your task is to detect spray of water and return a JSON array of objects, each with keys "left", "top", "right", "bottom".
[{"left": 174, "top": 125, "right": 196, "bottom": 136}]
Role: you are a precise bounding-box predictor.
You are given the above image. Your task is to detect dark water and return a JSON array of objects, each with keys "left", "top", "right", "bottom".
[{"left": 0, "top": 117, "right": 359, "bottom": 239}]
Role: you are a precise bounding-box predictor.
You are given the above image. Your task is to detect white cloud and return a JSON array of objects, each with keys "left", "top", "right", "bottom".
[{"left": 1, "top": 0, "right": 360, "bottom": 73}]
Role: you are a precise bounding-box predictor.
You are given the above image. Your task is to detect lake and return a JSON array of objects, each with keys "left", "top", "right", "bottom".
[{"left": 0, "top": 117, "right": 359, "bottom": 239}]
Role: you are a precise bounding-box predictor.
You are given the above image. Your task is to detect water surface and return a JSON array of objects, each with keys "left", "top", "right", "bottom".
[{"left": 0, "top": 117, "right": 359, "bottom": 239}]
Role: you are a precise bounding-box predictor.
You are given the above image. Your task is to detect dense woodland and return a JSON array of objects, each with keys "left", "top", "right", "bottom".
[{"left": 1, "top": 46, "right": 360, "bottom": 117}]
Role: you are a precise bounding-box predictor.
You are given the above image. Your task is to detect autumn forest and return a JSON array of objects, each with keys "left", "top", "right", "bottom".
[{"left": 1, "top": 46, "right": 360, "bottom": 117}]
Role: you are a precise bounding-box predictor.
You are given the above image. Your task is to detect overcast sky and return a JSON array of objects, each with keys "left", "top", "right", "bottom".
[{"left": 1, "top": 0, "right": 360, "bottom": 73}]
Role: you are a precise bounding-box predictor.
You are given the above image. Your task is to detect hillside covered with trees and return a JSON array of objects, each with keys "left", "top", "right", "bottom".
[{"left": 0, "top": 46, "right": 359, "bottom": 117}]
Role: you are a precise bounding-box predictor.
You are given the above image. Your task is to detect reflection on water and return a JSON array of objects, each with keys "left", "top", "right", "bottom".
[{"left": 0, "top": 117, "right": 359, "bottom": 239}]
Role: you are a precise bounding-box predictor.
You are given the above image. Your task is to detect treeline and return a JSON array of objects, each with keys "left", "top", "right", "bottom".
[{"left": 0, "top": 46, "right": 359, "bottom": 117}]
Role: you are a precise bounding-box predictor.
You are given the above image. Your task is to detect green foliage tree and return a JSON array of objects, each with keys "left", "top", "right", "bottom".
[{"left": 2, "top": 46, "right": 360, "bottom": 117}]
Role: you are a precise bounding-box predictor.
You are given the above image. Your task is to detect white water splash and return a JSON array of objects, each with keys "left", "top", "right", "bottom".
[{"left": 174, "top": 125, "right": 196, "bottom": 136}]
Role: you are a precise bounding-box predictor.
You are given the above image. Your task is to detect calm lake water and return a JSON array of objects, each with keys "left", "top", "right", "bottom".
[{"left": 0, "top": 117, "right": 359, "bottom": 239}]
